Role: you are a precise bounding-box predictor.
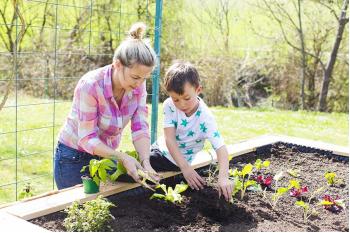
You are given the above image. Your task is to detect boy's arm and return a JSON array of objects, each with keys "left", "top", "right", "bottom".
[
  {"left": 164, "top": 127, "right": 206, "bottom": 190},
  {"left": 216, "top": 145, "right": 234, "bottom": 202}
]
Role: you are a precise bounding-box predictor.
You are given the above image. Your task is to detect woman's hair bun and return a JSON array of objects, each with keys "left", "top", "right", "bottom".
[{"left": 128, "top": 22, "right": 146, "bottom": 40}]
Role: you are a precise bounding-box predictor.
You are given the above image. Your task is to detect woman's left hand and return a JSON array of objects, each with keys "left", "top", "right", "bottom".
[{"left": 141, "top": 159, "right": 161, "bottom": 182}]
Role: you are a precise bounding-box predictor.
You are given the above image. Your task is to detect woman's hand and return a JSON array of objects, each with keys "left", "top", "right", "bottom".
[
  {"left": 217, "top": 175, "right": 234, "bottom": 202},
  {"left": 181, "top": 165, "right": 206, "bottom": 190},
  {"left": 119, "top": 153, "right": 144, "bottom": 183},
  {"left": 141, "top": 159, "right": 161, "bottom": 182}
]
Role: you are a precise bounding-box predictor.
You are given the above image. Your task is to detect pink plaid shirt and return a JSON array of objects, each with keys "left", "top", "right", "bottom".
[{"left": 58, "top": 64, "right": 149, "bottom": 155}]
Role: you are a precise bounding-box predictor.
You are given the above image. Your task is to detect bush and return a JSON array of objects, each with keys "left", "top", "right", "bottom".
[{"left": 64, "top": 195, "right": 115, "bottom": 232}]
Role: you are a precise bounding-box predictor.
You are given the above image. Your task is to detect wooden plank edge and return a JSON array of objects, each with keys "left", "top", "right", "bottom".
[{"left": 0, "top": 211, "right": 50, "bottom": 232}]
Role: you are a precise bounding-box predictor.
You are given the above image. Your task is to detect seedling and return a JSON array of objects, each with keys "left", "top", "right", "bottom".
[
  {"left": 254, "top": 159, "right": 270, "bottom": 173},
  {"left": 110, "top": 151, "right": 159, "bottom": 191},
  {"left": 295, "top": 200, "right": 318, "bottom": 223},
  {"left": 261, "top": 171, "right": 287, "bottom": 208},
  {"left": 229, "top": 163, "right": 257, "bottom": 200},
  {"left": 294, "top": 187, "right": 324, "bottom": 222},
  {"left": 320, "top": 194, "right": 345, "bottom": 213},
  {"left": 150, "top": 182, "right": 189, "bottom": 204},
  {"left": 64, "top": 195, "right": 115, "bottom": 232},
  {"left": 81, "top": 158, "right": 116, "bottom": 186},
  {"left": 287, "top": 169, "right": 300, "bottom": 178},
  {"left": 253, "top": 174, "right": 273, "bottom": 189},
  {"left": 288, "top": 180, "right": 308, "bottom": 198},
  {"left": 18, "top": 183, "right": 34, "bottom": 200},
  {"left": 324, "top": 172, "right": 343, "bottom": 186}
]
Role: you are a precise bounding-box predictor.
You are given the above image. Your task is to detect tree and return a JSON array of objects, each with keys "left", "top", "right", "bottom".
[{"left": 318, "top": 0, "right": 349, "bottom": 112}]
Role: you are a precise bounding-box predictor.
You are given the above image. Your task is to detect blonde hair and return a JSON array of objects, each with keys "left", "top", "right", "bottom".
[{"left": 113, "top": 22, "right": 157, "bottom": 68}]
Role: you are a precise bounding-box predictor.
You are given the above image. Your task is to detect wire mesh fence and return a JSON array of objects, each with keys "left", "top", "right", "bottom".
[{"left": 0, "top": 0, "right": 162, "bottom": 204}]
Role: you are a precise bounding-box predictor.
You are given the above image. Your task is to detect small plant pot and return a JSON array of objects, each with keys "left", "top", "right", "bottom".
[{"left": 81, "top": 176, "right": 99, "bottom": 194}]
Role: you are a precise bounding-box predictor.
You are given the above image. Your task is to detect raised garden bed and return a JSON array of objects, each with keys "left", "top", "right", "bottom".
[{"left": 30, "top": 142, "right": 349, "bottom": 232}]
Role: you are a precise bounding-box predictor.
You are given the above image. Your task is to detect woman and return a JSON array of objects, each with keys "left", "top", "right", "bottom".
[{"left": 54, "top": 22, "right": 159, "bottom": 189}]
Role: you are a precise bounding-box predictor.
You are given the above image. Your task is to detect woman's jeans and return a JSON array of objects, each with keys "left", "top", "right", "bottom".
[{"left": 54, "top": 142, "right": 96, "bottom": 190}]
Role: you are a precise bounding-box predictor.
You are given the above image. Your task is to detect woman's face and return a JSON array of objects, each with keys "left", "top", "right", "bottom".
[{"left": 113, "top": 61, "right": 153, "bottom": 91}]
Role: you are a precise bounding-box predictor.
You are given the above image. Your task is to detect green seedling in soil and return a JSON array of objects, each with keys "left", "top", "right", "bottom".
[
  {"left": 18, "top": 183, "right": 34, "bottom": 200},
  {"left": 64, "top": 195, "right": 115, "bottom": 232},
  {"left": 229, "top": 163, "right": 257, "bottom": 200},
  {"left": 288, "top": 179, "right": 308, "bottom": 198},
  {"left": 261, "top": 171, "right": 287, "bottom": 208},
  {"left": 150, "top": 182, "right": 189, "bottom": 204},
  {"left": 287, "top": 169, "right": 300, "bottom": 177},
  {"left": 320, "top": 194, "right": 346, "bottom": 213},
  {"left": 254, "top": 159, "right": 270, "bottom": 173},
  {"left": 294, "top": 187, "right": 325, "bottom": 223},
  {"left": 324, "top": 172, "right": 344, "bottom": 186},
  {"left": 110, "top": 151, "right": 159, "bottom": 191},
  {"left": 81, "top": 158, "right": 116, "bottom": 186}
]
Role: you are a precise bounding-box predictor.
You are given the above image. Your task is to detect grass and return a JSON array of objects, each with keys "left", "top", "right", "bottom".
[{"left": 0, "top": 94, "right": 348, "bottom": 204}]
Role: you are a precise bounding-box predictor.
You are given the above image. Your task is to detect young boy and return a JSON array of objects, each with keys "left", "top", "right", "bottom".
[{"left": 149, "top": 61, "right": 233, "bottom": 202}]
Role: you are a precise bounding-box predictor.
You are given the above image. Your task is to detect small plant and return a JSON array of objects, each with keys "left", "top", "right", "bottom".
[
  {"left": 295, "top": 200, "right": 318, "bottom": 223},
  {"left": 18, "top": 183, "right": 34, "bottom": 200},
  {"left": 324, "top": 172, "right": 344, "bottom": 187},
  {"left": 288, "top": 180, "right": 308, "bottom": 198},
  {"left": 229, "top": 163, "right": 257, "bottom": 200},
  {"left": 254, "top": 159, "right": 270, "bottom": 173},
  {"left": 150, "top": 182, "right": 189, "bottom": 204},
  {"left": 81, "top": 158, "right": 116, "bottom": 186},
  {"left": 287, "top": 169, "right": 300, "bottom": 177},
  {"left": 64, "top": 195, "right": 115, "bottom": 232},
  {"left": 253, "top": 174, "right": 273, "bottom": 189},
  {"left": 294, "top": 187, "right": 324, "bottom": 223},
  {"left": 262, "top": 171, "right": 287, "bottom": 208},
  {"left": 320, "top": 194, "right": 345, "bottom": 213}
]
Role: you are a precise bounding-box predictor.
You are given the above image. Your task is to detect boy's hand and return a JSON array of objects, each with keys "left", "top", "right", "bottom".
[
  {"left": 218, "top": 176, "right": 234, "bottom": 202},
  {"left": 181, "top": 165, "right": 206, "bottom": 190}
]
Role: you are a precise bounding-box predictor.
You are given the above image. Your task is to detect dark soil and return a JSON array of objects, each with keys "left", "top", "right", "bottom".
[{"left": 30, "top": 143, "right": 349, "bottom": 231}]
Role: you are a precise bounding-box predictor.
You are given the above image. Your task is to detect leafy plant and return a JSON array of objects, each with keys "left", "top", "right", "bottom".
[
  {"left": 18, "top": 183, "right": 34, "bottom": 200},
  {"left": 324, "top": 172, "right": 336, "bottom": 185},
  {"left": 229, "top": 163, "right": 257, "bottom": 200},
  {"left": 295, "top": 200, "right": 318, "bottom": 223},
  {"left": 254, "top": 159, "right": 270, "bottom": 172},
  {"left": 81, "top": 158, "right": 116, "bottom": 186},
  {"left": 287, "top": 169, "right": 300, "bottom": 177},
  {"left": 320, "top": 194, "right": 345, "bottom": 213},
  {"left": 253, "top": 174, "right": 273, "bottom": 189},
  {"left": 110, "top": 151, "right": 139, "bottom": 181},
  {"left": 288, "top": 180, "right": 308, "bottom": 198},
  {"left": 294, "top": 187, "right": 324, "bottom": 223},
  {"left": 150, "top": 182, "right": 189, "bottom": 204},
  {"left": 262, "top": 171, "right": 287, "bottom": 208},
  {"left": 64, "top": 195, "right": 115, "bottom": 232}
]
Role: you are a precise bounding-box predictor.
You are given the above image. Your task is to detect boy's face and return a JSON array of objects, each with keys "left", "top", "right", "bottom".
[{"left": 168, "top": 82, "right": 201, "bottom": 116}]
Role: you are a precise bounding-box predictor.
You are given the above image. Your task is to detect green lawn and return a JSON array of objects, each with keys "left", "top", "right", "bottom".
[{"left": 0, "top": 94, "right": 348, "bottom": 204}]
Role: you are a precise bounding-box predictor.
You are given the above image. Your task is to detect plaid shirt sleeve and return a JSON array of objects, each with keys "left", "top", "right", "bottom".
[
  {"left": 130, "top": 82, "right": 150, "bottom": 142},
  {"left": 75, "top": 80, "right": 102, "bottom": 154}
]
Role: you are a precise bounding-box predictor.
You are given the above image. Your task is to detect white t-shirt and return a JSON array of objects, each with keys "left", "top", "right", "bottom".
[{"left": 155, "top": 97, "right": 225, "bottom": 165}]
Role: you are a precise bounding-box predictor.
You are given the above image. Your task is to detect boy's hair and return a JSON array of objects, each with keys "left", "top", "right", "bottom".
[
  {"left": 163, "top": 61, "right": 200, "bottom": 95},
  {"left": 113, "top": 22, "right": 157, "bottom": 68}
]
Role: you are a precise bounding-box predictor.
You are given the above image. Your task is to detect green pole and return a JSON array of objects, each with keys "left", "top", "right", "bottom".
[{"left": 151, "top": 0, "right": 163, "bottom": 143}]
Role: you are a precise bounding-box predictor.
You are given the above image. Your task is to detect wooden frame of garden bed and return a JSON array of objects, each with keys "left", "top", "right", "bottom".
[{"left": 0, "top": 134, "right": 348, "bottom": 232}]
